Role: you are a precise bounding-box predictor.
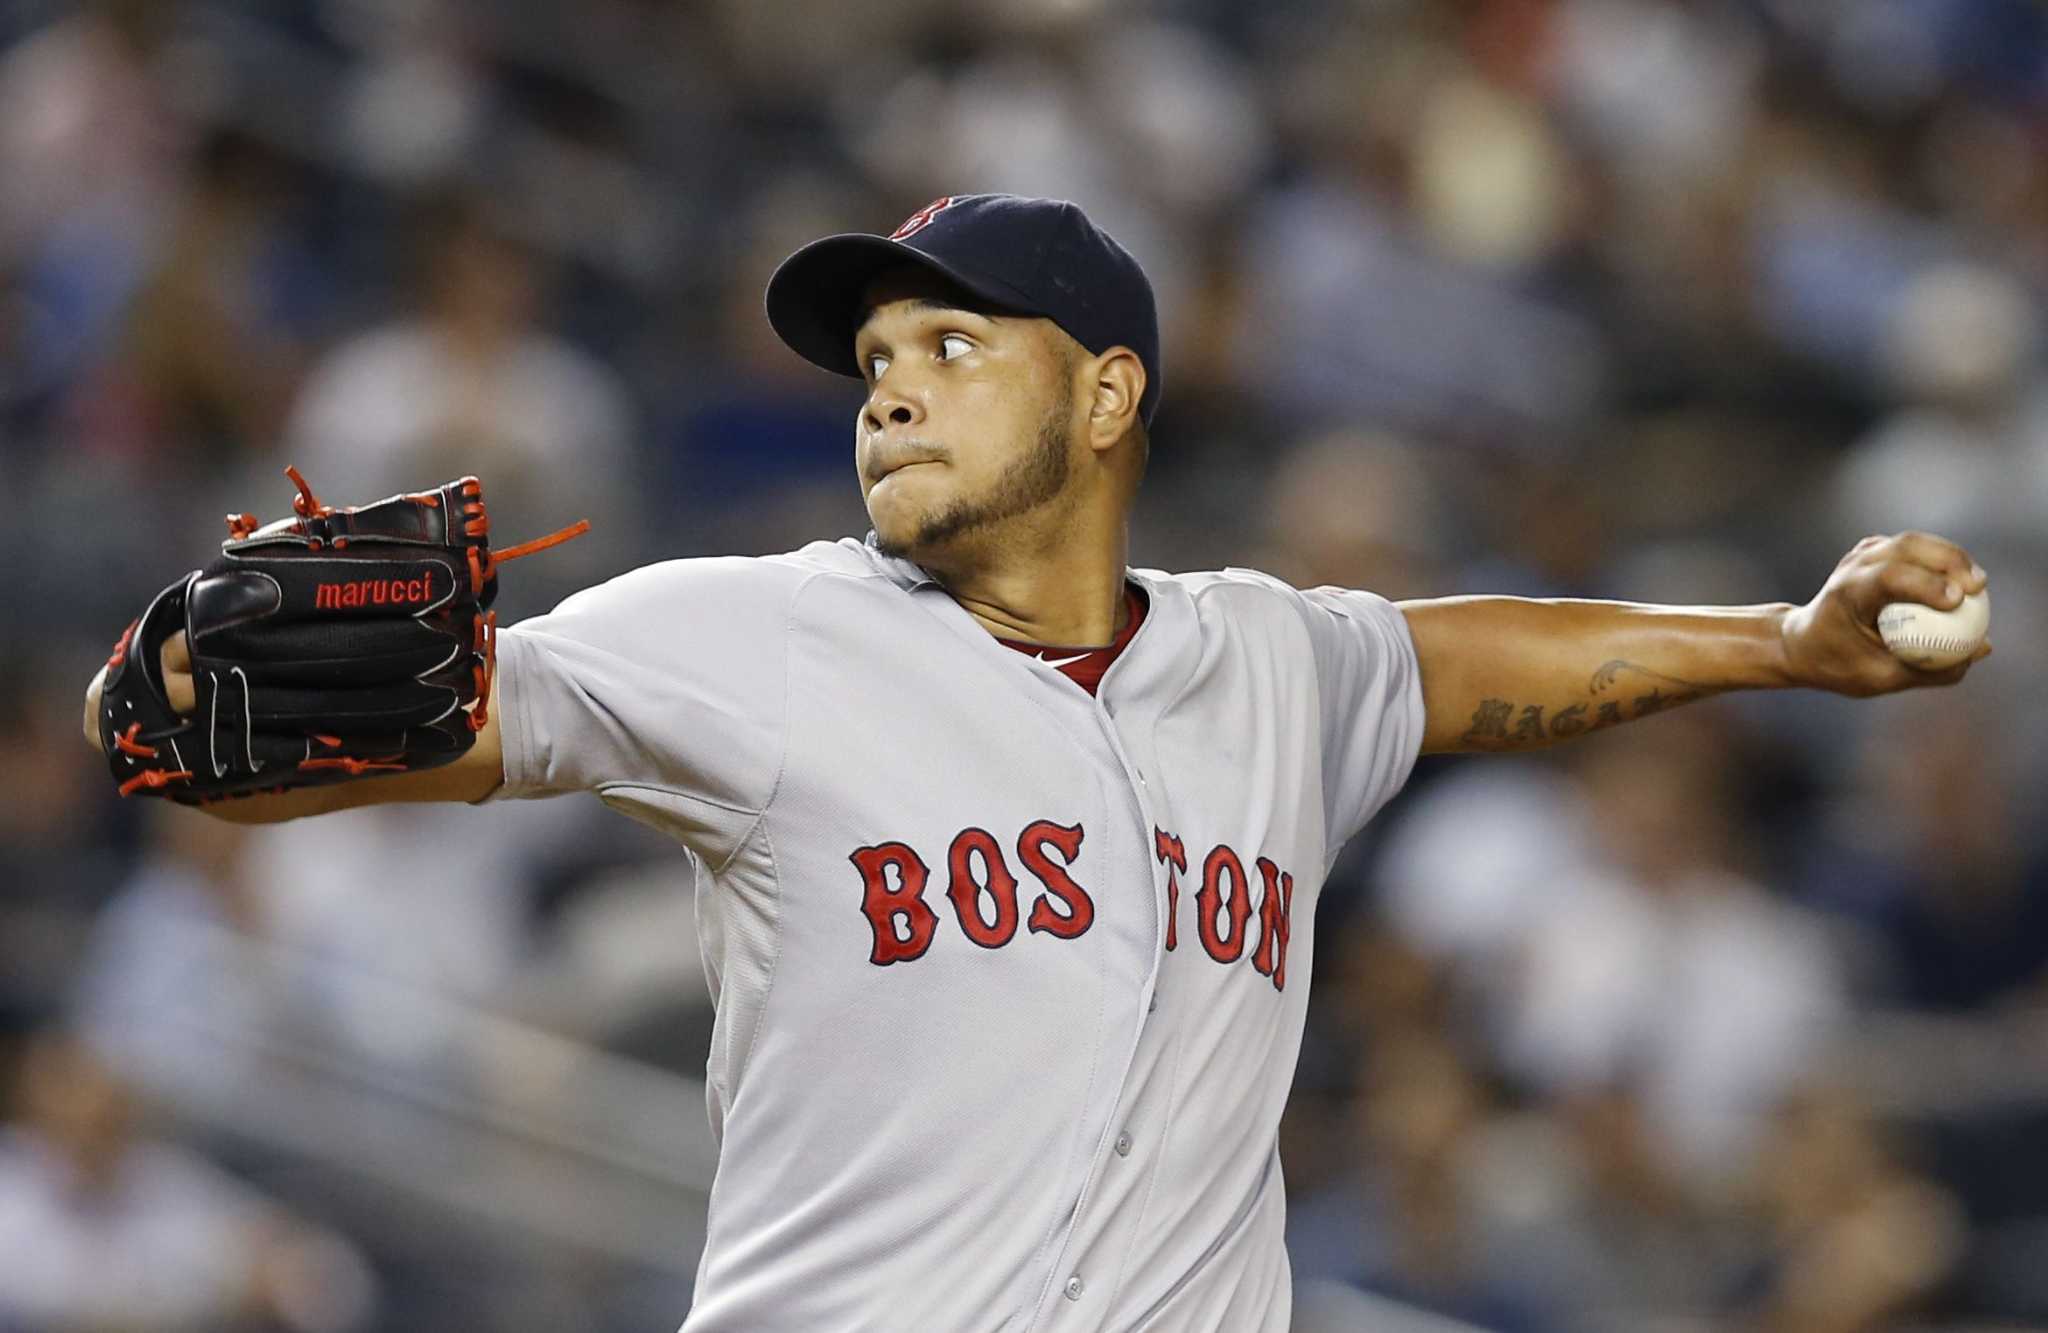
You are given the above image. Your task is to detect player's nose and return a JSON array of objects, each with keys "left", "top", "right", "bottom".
[{"left": 862, "top": 375, "right": 924, "bottom": 435}]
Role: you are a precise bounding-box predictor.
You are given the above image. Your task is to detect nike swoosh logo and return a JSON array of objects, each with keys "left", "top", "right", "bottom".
[{"left": 1042, "top": 652, "right": 1092, "bottom": 668}]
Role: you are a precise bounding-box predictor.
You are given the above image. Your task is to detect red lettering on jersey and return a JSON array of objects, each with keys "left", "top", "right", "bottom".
[
  {"left": 890, "top": 195, "right": 956, "bottom": 241},
  {"left": 1019, "top": 820, "right": 1094, "bottom": 939},
  {"left": 1253, "top": 856, "right": 1294, "bottom": 991},
  {"left": 946, "top": 827, "right": 1020, "bottom": 950},
  {"left": 851, "top": 842, "right": 938, "bottom": 965},
  {"left": 1153, "top": 827, "right": 1187, "bottom": 952},
  {"left": 1196, "top": 844, "right": 1252, "bottom": 964}
]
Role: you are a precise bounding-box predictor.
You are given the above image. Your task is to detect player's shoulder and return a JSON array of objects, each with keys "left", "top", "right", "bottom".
[
  {"left": 1157, "top": 565, "right": 1401, "bottom": 613},
  {"left": 536, "top": 539, "right": 895, "bottom": 621},
  {"left": 1148, "top": 565, "right": 1405, "bottom": 648},
  {"left": 1136, "top": 567, "right": 1323, "bottom": 657},
  {"left": 762, "top": 536, "right": 909, "bottom": 583},
  {"left": 1151, "top": 564, "right": 1316, "bottom": 616},
  {"left": 1159, "top": 565, "right": 1298, "bottom": 597}
]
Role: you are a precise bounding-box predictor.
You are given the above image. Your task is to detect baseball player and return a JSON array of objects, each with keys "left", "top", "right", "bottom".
[{"left": 86, "top": 193, "right": 1989, "bottom": 1331}]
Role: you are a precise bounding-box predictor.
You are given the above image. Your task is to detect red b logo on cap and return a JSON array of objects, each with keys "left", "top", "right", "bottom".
[{"left": 890, "top": 196, "right": 956, "bottom": 241}]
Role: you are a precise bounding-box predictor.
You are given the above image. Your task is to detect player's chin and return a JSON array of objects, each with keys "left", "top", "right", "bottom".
[
  {"left": 866, "top": 477, "right": 940, "bottom": 536},
  {"left": 864, "top": 495, "right": 928, "bottom": 557}
]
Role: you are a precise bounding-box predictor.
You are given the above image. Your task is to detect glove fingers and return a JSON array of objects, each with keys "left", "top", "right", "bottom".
[
  {"left": 258, "top": 683, "right": 464, "bottom": 731},
  {"left": 205, "top": 675, "right": 467, "bottom": 731},
  {"left": 258, "top": 729, "right": 461, "bottom": 767},
  {"left": 194, "top": 618, "right": 470, "bottom": 687},
  {"left": 158, "top": 728, "right": 464, "bottom": 803}
]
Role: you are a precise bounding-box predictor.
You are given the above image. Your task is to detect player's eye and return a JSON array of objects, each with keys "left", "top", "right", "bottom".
[
  {"left": 867, "top": 353, "right": 890, "bottom": 380},
  {"left": 938, "top": 334, "right": 974, "bottom": 361}
]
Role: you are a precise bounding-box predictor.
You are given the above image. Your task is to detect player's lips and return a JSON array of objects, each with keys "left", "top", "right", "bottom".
[{"left": 869, "top": 456, "right": 944, "bottom": 483}]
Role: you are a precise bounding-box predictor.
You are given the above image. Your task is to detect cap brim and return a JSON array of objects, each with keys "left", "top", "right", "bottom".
[{"left": 764, "top": 234, "right": 1035, "bottom": 381}]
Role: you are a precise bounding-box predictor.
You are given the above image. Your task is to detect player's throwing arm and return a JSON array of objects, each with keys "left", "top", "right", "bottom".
[{"left": 1398, "top": 530, "right": 1989, "bottom": 755}]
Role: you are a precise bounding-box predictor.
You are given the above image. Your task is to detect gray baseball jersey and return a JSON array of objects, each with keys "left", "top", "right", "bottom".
[{"left": 493, "top": 535, "right": 1424, "bottom": 1331}]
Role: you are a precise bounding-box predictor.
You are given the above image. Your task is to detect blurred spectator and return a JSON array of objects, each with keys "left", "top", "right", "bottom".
[
  {"left": 648, "top": 175, "right": 876, "bottom": 553},
  {"left": 0, "top": 1029, "right": 375, "bottom": 1332},
  {"left": 1504, "top": 715, "right": 1847, "bottom": 1189},
  {"left": 0, "top": 0, "right": 186, "bottom": 412},
  {"left": 71, "top": 807, "right": 285, "bottom": 1101},
  {"left": 285, "top": 191, "right": 639, "bottom": 608},
  {"left": 1233, "top": 177, "right": 1607, "bottom": 441},
  {"left": 1833, "top": 259, "right": 2046, "bottom": 551},
  {"left": 75, "top": 786, "right": 644, "bottom": 1086},
  {"left": 1249, "top": 428, "right": 1449, "bottom": 602},
  {"left": 1803, "top": 697, "right": 2048, "bottom": 1012},
  {"left": 1370, "top": 761, "right": 1588, "bottom": 988},
  {"left": 0, "top": 666, "right": 128, "bottom": 1030},
  {"left": 1339, "top": 1029, "right": 1558, "bottom": 1332},
  {"left": 228, "top": 796, "right": 600, "bottom": 1072},
  {"left": 1740, "top": 1087, "right": 1966, "bottom": 1333},
  {"left": 75, "top": 127, "right": 323, "bottom": 470},
  {"left": 330, "top": 1, "right": 486, "bottom": 190}
]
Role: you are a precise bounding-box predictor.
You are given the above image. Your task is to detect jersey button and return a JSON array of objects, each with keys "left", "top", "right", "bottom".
[
  {"left": 1115, "top": 1131, "right": 1132, "bottom": 1157},
  {"left": 1064, "top": 1275, "right": 1085, "bottom": 1301}
]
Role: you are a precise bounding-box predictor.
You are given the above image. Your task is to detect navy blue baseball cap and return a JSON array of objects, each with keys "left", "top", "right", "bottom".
[{"left": 765, "top": 193, "right": 1162, "bottom": 426}]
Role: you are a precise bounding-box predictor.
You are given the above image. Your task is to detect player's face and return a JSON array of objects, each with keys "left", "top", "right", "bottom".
[{"left": 853, "top": 268, "right": 1081, "bottom": 562}]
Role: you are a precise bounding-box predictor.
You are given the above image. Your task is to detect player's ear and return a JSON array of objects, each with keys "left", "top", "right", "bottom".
[{"left": 1082, "top": 347, "right": 1145, "bottom": 455}]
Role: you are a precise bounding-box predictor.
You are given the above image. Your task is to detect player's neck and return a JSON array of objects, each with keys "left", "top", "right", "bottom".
[{"left": 934, "top": 523, "right": 1131, "bottom": 647}]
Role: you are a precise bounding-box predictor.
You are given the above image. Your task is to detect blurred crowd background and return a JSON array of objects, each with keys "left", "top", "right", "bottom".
[{"left": 3, "top": 0, "right": 2046, "bottom": 1330}]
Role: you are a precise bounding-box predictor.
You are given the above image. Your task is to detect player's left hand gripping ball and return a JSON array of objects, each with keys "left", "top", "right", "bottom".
[{"left": 98, "top": 468, "right": 587, "bottom": 804}]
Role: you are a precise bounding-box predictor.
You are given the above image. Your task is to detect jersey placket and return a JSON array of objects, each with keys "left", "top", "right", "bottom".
[
  {"left": 1028, "top": 599, "right": 1182, "bottom": 1330},
  {"left": 900, "top": 580, "right": 1170, "bottom": 1329}
]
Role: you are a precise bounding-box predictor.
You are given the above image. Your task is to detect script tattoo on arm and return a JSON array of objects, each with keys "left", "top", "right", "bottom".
[{"left": 1457, "top": 660, "right": 1717, "bottom": 750}]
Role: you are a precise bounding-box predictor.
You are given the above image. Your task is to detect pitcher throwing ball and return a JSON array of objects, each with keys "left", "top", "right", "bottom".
[{"left": 86, "top": 194, "right": 1991, "bottom": 1331}]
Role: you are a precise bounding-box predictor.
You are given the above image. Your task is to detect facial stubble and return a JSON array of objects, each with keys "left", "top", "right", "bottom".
[{"left": 876, "top": 383, "right": 1074, "bottom": 560}]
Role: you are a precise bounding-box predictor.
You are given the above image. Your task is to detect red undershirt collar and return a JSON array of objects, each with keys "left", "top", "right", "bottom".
[{"left": 996, "top": 584, "right": 1149, "bottom": 697}]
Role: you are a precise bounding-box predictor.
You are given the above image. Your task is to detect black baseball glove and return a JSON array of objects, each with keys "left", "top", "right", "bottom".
[{"left": 98, "top": 467, "right": 585, "bottom": 805}]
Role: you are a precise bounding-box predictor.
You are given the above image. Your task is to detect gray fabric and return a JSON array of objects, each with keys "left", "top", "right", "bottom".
[{"left": 493, "top": 537, "right": 1424, "bottom": 1331}]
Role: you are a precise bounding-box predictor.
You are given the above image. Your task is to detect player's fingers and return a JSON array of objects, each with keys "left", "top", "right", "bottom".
[
  {"left": 1876, "top": 561, "right": 1961, "bottom": 610},
  {"left": 161, "top": 631, "right": 196, "bottom": 715},
  {"left": 1890, "top": 532, "right": 1983, "bottom": 589},
  {"left": 1893, "top": 639, "right": 1989, "bottom": 690},
  {"left": 1902, "top": 657, "right": 1974, "bottom": 689},
  {"left": 83, "top": 665, "right": 107, "bottom": 753}
]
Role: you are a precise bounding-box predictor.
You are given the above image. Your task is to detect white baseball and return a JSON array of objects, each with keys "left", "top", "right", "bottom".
[{"left": 1877, "top": 589, "right": 1989, "bottom": 669}]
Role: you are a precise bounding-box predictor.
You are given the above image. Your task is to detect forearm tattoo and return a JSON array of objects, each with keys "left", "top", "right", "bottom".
[{"left": 1458, "top": 660, "right": 1717, "bottom": 750}]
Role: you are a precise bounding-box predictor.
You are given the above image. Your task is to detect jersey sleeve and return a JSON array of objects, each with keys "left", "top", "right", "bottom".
[
  {"left": 1289, "top": 584, "right": 1427, "bottom": 860},
  {"left": 491, "top": 557, "right": 794, "bottom": 859}
]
